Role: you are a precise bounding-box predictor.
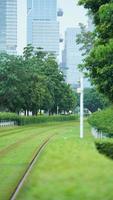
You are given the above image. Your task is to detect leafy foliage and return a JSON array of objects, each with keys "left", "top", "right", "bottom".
[
  {"left": 78, "top": 0, "right": 111, "bottom": 15},
  {"left": 83, "top": 88, "right": 109, "bottom": 112},
  {"left": 84, "top": 40, "right": 113, "bottom": 101},
  {"left": 0, "top": 112, "right": 18, "bottom": 121},
  {"left": 95, "top": 140, "right": 113, "bottom": 159},
  {"left": 0, "top": 112, "right": 78, "bottom": 126},
  {"left": 78, "top": 0, "right": 113, "bottom": 102},
  {"left": 88, "top": 107, "right": 113, "bottom": 135},
  {"left": 76, "top": 23, "right": 95, "bottom": 56},
  {"left": 0, "top": 46, "right": 77, "bottom": 114},
  {"left": 76, "top": 88, "right": 109, "bottom": 112},
  {"left": 18, "top": 115, "right": 78, "bottom": 125}
]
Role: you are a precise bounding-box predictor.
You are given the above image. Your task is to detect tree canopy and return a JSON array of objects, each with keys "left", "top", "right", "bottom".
[
  {"left": 77, "top": 0, "right": 113, "bottom": 102},
  {"left": 83, "top": 88, "right": 110, "bottom": 112},
  {"left": 0, "top": 45, "right": 77, "bottom": 114}
]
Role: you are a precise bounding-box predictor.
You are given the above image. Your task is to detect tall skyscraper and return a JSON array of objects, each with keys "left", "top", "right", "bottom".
[
  {"left": 62, "top": 27, "right": 90, "bottom": 88},
  {"left": 27, "top": 0, "right": 59, "bottom": 55},
  {"left": 0, "top": 0, "right": 27, "bottom": 55},
  {"left": 62, "top": 28, "right": 81, "bottom": 88}
]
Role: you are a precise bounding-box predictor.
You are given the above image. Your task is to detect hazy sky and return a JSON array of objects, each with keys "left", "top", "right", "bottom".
[{"left": 57, "top": 0, "right": 88, "bottom": 37}]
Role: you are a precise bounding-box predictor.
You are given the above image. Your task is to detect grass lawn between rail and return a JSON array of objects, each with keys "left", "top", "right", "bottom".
[
  {"left": 0, "top": 122, "right": 74, "bottom": 200},
  {"left": 15, "top": 121, "right": 113, "bottom": 200},
  {"left": 0, "top": 121, "right": 113, "bottom": 200}
]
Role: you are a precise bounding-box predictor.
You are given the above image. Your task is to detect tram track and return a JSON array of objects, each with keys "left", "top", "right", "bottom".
[
  {"left": 9, "top": 133, "right": 56, "bottom": 200},
  {"left": 0, "top": 126, "right": 41, "bottom": 138},
  {"left": 0, "top": 132, "right": 40, "bottom": 157},
  {"left": 0, "top": 127, "right": 54, "bottom": 157}
]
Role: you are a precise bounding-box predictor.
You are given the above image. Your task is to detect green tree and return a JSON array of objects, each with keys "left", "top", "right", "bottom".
[
  {"left": 0, "top": 46, "right": 77, "bottom": 115},
  {"left": 83, "top": 88, "right": 109, "bottom": 112},
  {"left": 0, "top": 53, "right": 25, "bottom": 113},
  {"left": 59, "top": 84, "right": 77, "bottom": 113},
  {"left": 78, "top": 0, "right": 113, "bottom": 102},
  {"left": 76, "top": 23, "right": 95, "bottom": 56}
]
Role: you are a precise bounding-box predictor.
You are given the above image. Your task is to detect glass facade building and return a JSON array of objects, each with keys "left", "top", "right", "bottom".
[
  {"left": 63, "top": 28, "right": 81, "bottom": 88},
  {"left": 0, "top": 0, "right": 27, "bottom": 55},
  {"left": 0, "top": 0, "right": 17, "bottom": 54},
  {"left": 33, "top": 0, "right": 57, "bottom": 21},
  {"left": 27, "top": 0, "right": 59, "bottom": 55},
  {"left": 62, "top": 28, "right": 90, "bottom": 88},
  {"left": 0, "top": 1, "right": 6, "bottom": 51}
]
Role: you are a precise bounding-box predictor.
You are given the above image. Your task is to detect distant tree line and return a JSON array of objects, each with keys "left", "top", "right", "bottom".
[
  {"left": 77, "top": 88, "right": 110, "bottom": 113},
  {"left": 0, "top": 45, "right": 77, "bottom": 115}
]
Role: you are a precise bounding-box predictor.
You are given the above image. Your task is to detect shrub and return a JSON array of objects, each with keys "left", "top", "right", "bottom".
[
  {"left": 0, "top": 112, "right": 78, "bottom": 126},
  {"left": 88, "top": 107, "right": 113, "bottom": 136},
  {"left": 0, "top": 112, "right": 19, "bottom": 121},
  {"left": 95, "top": 140, "right": 113, "bottom": 160},
  {"left": 18, "top": 115, "right": 78, "bottom": 125}
]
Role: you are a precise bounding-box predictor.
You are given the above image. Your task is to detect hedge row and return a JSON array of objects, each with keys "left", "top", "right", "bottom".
[
  {"left": 88, "top": 107, "right": 113, "bottom": 136},
  {"left": 0, "top": 112, "right": 19, "bottom": 121},
  {"left": 89, "top": 107, "right": 113, "bottom": 159},
  {"left": 0, "top": 112, "right": 78, "bottom": 126},
  {"left": 95, "top": 140, "right": 113, "bottom": 160}
]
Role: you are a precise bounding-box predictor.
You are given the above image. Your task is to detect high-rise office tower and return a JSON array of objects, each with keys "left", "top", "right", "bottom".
[
  {"left": 62, "top": 27, "right": 90, "bottom": 88},
  {"left": 0, "top": 0, "right": 27, "bottom": 55},
  {"left": 62, "top": 28, "right": 81, "bottom": 88},
  {"left": 27, "top": 0, "right": 59, "bottom": 56}
]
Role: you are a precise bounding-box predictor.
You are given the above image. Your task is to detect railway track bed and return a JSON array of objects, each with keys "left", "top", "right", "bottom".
[
  {"left": 1, "top": 121, "right": 113, "bottom": 200},
  {"left": 10, "top": 134, "right": 56, "bottom": 200}
]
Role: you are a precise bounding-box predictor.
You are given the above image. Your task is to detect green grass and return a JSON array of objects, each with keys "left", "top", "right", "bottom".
[
  {"left": 0, "top": 121, "right": 78, "bottom": 199},
  {"left": 1, "top": 121, "right": 113, "bottom": 200},
  {"left": 17, "top": 122, "right": 113, "bottom": 200}
]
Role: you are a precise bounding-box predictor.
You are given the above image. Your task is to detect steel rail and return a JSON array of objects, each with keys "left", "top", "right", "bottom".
[{"left": 9, "top": 134, "right": 56, "bottom": 200}]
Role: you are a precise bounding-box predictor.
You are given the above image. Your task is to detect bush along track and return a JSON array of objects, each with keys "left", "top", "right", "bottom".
[
  {"left": 95, "top": 139, "right": 113, "bottom": 160},
  {"left": 88, "top": 107, "right": 113, "bottom": 160},
  {"left": 88, "top": 107, "right": 113, "bottom": 137},
  {"left": 0, "top": 112, "right": 78, "bottom": 126}
]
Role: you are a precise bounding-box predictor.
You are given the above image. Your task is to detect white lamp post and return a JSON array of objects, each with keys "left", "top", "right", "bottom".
[{"left": 77, "top": 73, "right": 84, "bottom": 138}]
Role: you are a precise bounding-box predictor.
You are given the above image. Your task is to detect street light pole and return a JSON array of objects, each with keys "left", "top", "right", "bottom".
[
  {"left": 57, "top": 105, "right": 59, "bottom": 115},
  {"left": 80, "top": 74, "right": 84, "bottom": 138}
]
